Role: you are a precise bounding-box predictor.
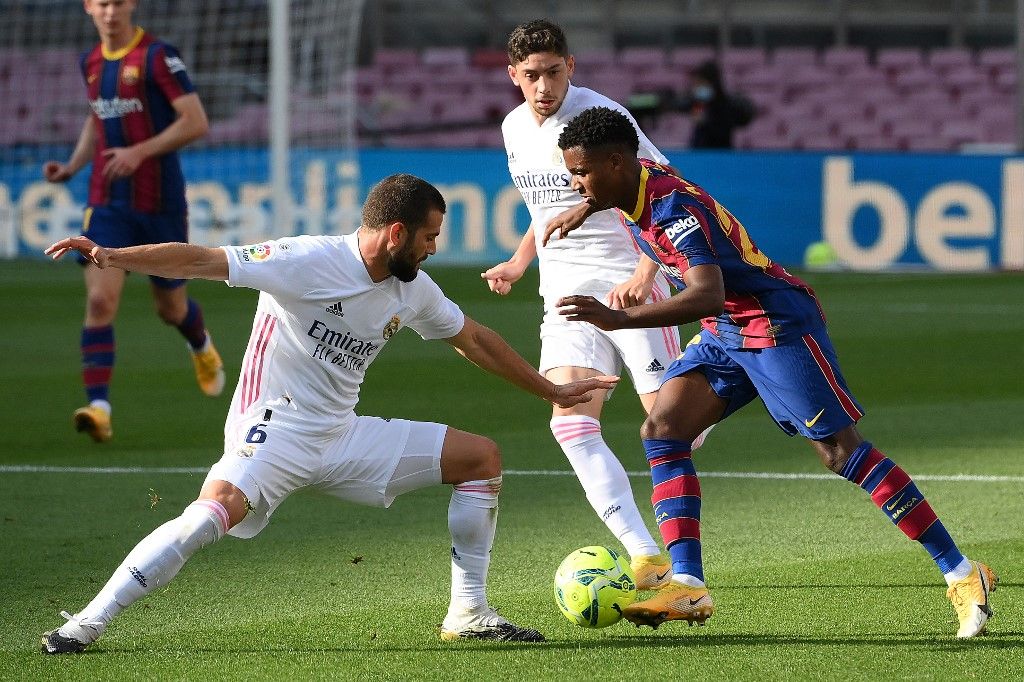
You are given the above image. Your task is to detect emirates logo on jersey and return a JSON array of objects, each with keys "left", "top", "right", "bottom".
[
  {"left": 382, "top": 315, "right": 400, "bottom": 341},
  {"left": 121, "top": 65, "right": 140, "bottom": 85}
]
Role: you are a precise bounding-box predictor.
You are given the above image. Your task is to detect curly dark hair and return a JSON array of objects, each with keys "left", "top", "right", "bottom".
[
  {"left": 557, "top": 106, "right": 639, "bottom": 154},
  {"left": 507, "top": 19, "right": 569, "bottom": 65},
  {"left": 362, "top": 174, "right": 446, "bottom": 232}
]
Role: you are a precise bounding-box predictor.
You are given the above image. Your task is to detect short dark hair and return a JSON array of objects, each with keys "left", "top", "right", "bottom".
[
  {"left": 362, "top": 174, "right": 446, "bottom": 232},
  {"left": 558, "top": 106, "right": 639, "bottom": 155},
  {"left": 507, "top": 19, "right": 569, "bottom": 65}
]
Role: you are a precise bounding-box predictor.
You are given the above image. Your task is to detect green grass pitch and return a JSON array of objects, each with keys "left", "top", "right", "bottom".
[{"left": 1, "top": 259, "right": 1022, "bottom": 680}]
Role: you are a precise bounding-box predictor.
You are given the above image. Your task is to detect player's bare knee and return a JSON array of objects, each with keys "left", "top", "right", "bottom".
[
  {"left": 474, "top": 437, "right": 502, "bottom": 480},
  {"left": 640, "top": 412, "right": 676, "bottom": 441},
  {"left": 85, "top": 292, "right": 118, "bottom": 322},
  {"left": 813, "top": 441, "right": 851, "bottom": 474},
  {"left": 197, "top": 480, "right": 248, "bottom": 528}
]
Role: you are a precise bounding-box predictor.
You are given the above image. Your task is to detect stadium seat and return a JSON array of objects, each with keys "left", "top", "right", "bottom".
[
  {"left": 993, "top": 69, "right": 1016, "bottom": 93},
  {"left": 721, "top": 47, "right": 767, "bottom": 75},
  {"left": 821, "top": 101, "right": 871, "bottom": 125},
  {"left": 788, "top": 65, "right": 833, "bottom": 90},
  {"left": 797, "top": 133, "right": 847, "bottom": 151},
  {"left": 668, "top": 46, "right": 716, "bottom": 70},
  {"left": 977, "top": 47, "right": 1015, "bottom": 72},
  {"left": 939, "top": 120, "right": 986, "bottom": 147},
  {"left": 843, "top": 65, "right": 887, "bottom": 89},
  {"left": 373, "top": 48, "right": 419, "bottom": 72},
  {"left": 821, "top": 46, "right": 869, "bottom": 73},
  {"left": 876, "top": 47, "right": 924, "bottom": 73},
  {"left": 573, "top": 48, "right": 617, "bottom": 71},
  {"left": 771, "top": 47, "right": 818, "bottom": 69},
  {"left": 649, "top": 112, "right": 693, "bottom": 147},
  {"left": 851, "top": 134, "right": 900, "bottom": 151},
  {"left": 619, "top": 47, "right": 667, "bottom": 69},
  {"left": 944, "top": 66, "right": 986, "bottom": 93},
  {"left": 421, "top": 47, "right": 470, "bottom": 67},
  {"left": 977, "top": 110, "right": 1016, "bottom": 143},
  {"left": 893, "top": 66, "right": 938, "bottom": 92},
  {"left": 889, "top": 117, "right": 937, "bottom": 140},
  {"left": 472, "top": 48, "right": 509, "bottom": 69},
  {"left": 928, "top": 48, "right": 974, "bottom": 73}
]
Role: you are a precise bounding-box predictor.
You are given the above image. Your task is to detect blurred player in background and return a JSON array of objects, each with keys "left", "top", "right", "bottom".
[
  {"left": 483, "top": 19, "right": 709, "bottom": 591},
  {"left": 551, "top": 106, "right": 996, "bottom": 639},
  {"left": 40, "top": 174, "right": 617, "bottom": 652},
  {"left": 42, "top": 0, "right": 223, "bottom": 443}
]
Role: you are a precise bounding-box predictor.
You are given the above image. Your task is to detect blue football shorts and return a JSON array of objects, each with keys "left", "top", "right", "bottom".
[
  {"left": 81, "top": 205, "right": 189, "bottom": 289},
  {"left": 664, "top": 326, "right": 865, "bottom": 439}
]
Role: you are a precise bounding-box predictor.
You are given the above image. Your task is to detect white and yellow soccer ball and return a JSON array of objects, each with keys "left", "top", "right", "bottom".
[{"left": 553, "top": 546, "right": 637, "bottom": 628}]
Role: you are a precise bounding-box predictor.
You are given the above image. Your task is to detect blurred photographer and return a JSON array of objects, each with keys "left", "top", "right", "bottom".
[{"left": 679, "top": 60, "right": 755, "bottom": 148}]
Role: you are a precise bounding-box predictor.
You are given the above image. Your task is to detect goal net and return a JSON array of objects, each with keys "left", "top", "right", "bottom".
[{"left": 0, "top": 0, "right": 365, "bottom": 257}]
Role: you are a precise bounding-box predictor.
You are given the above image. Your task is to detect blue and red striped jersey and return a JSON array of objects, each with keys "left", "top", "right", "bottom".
[
  {"left": 80, "top": 28, "right": 195, "bottom": 213},
  {"left": 624, "top": 159, "right": 825, "bottom": 349}
]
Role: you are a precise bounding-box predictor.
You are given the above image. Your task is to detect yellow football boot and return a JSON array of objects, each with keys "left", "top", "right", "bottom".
[
  {"left": 73, "top": 405, "right": 112, "bottom": 443},
  {"left": 622, "top": 581, "right": 714, "bottom": 629},
  {"left": 191, "top": 336, "right": 225, "bottom": 397},
  {"left": 631, "top": 554, "right": 673, "bottom": 591},
  {"left": 947, "top": 561, "right": 997, "bottom": 638}
]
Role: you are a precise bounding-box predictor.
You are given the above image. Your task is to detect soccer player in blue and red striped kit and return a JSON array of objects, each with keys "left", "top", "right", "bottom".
[
  {"left": 43, "top": 0, "right": 223, "bottom": 442},
  {"left": 547, "top": 106, "right": 997, "bottom": 639}
]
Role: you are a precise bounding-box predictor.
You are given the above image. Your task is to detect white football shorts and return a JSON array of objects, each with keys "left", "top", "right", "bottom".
[
  {"left": 538, "top": 310, "right": 681, "bottom": 396},
  {"left": 205, "top": 416, "right": 446, "bottom": 538}
]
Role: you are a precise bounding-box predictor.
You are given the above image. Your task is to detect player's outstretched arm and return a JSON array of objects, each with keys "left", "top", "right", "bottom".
[
  {"left": 481, "top": 225, "right": 537, "bottom": 295},
  {"left": 541, "top": 200, "right": 598, "bottom": 245},
  {"left": 559, "top": 263, "right": 725, "bottom": 330},
  {"left": 45, "top": 236, "right": 229, "bottom": 281},
  {"left": 445, "top": 316, "right": 617, "bottom": 408}
]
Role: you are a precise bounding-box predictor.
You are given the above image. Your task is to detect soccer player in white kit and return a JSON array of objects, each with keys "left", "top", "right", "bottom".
[
  {"left": 483, "top": 20, "right": 703, "bottom": 591},
  {"left": 40, "top": 174, "right": 616, "bottom": 653}
]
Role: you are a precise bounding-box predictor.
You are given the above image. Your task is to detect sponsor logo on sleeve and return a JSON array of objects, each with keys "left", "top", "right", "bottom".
[
  {"left": 664, "top": 212, "right": 702, "bottom": 247},
  {"left": 241, "top": 244, "right": 273, "bottom": 262},
  {"left": 164, "top": 55, "right": 187, "bottom": 73}
]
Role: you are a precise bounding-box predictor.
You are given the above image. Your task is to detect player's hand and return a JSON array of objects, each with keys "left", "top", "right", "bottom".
[
  {"left": 542, "top": 201, "right": 593, "bottom": 245},
  {"left": 556, "top": 294, "right": 629, "bottom": 331},
  {"left": 43, "top": 161, "right": 74, "bottom": 183},
  {"left": 481, "top": 260, "right": 526, "bottom": 296},
  {"left": 102, "top": 146, "right": 146, "bottom": 179},
  {"left": 550, "top": 375, "right": 619, "bottom": 408},
  {"left": 44, "top": 236, "right": 110, "bottom": 268},
  {"left": 607, "top": 275, "right": 653, "bottom": 310}
]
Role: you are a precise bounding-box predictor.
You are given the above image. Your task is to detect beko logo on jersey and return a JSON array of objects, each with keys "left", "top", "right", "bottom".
[
  {"left": 164, "top": 56, "right": 186, "bottom": 73},
  {"left": 665, "top": 213, "right": 701, "bottom": 245},
  {"left": 307, "top": 319, "right": 381, "bottom": 371},
  {"left": 90, "top": 97, "right": 143, "bottom": 119}
]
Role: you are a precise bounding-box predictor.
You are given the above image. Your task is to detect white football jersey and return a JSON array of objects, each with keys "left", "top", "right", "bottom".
[
  {"left": 502, "top": 84, "right": 671, "bottom": 304},
  {"left": 221, "top": 233, "right": 465, "bottom": 438}
]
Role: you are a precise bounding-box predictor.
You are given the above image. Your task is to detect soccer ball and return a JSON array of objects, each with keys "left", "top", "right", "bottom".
[{"left": 553, "top": 545, "right": 636, "bottom": 628}]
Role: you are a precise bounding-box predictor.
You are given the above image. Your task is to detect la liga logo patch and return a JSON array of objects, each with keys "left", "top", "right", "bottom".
[{"left": 242, "top": 244, "right": 273, "bottom": 262}]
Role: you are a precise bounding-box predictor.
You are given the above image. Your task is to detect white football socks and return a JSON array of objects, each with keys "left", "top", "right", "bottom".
[
  {"left": 67, "top": 500, "right": 229, "bottom": 637},
  {"left": 447, "top": 477, "right": 501, "bottom": 616},
  {"left": 550, "top": 416, "right": 660, "bottom": 558}
]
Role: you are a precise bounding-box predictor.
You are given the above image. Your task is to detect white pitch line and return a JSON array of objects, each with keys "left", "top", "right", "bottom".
[{"left": 1, "top": 465, "right": 1022, "bottom": 483}]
